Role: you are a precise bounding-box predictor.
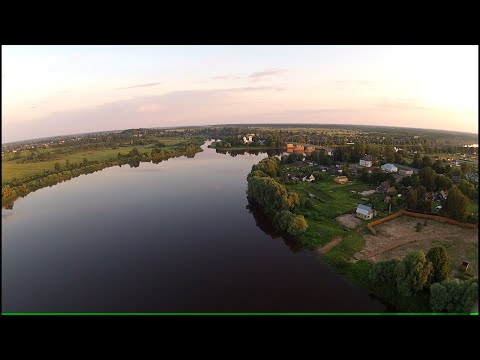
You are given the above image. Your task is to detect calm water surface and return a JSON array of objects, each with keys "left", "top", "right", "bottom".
[{"left": 2, "top": 141, "right": 387, "bottom": 312}]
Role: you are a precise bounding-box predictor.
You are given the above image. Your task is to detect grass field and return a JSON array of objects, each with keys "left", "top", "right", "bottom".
[
  {"left": 287, "top": 177, "right": 374, "bottom": 248},
  {"left": 1, "top": 139, "right": 189, "bottom": 184}
]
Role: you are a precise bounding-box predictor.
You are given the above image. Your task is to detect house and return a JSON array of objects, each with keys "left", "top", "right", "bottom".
[
  {"left": 384, "top": 195, "right": 392, "bottom": 203},
  {"left": 461, "top": 262, "right": 469, "bottom": 272},
  {"left": 381, "top": 163, "right": 398, "bottom": 173},
  {"left": 291, "top": 176, "right": 300, "bottom": 182},
  {"left": 398, "top": 169, "right": 413, "bottom": 176},
  {"left": 356, "top": 204, "right": 374, "bottom": 220},
  {"left": 334, "top": 176, "right": 349, "bottom": 184},
  {"left": 302, "top": 174, "right": 315, "bottom": 182},
  {"left": 359, "top": 155, "right": 373, "bottom": 168},
  {"left": 243, "top": 134, "right": 255, "bottom": 144}
]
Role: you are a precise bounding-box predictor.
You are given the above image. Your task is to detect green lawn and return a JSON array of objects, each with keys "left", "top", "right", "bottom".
[{"left": 286, "top": 177, "right": 375, "bottom": 248}]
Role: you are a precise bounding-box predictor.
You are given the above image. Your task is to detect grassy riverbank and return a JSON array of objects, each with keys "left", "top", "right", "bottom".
[{"left": 2, "top": 137, "right": 205, "bottom": 208}]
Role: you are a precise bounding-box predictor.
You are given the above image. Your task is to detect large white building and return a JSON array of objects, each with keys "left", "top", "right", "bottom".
[
  {"left": 381, "top": 163, "right": 398, "bottom": 173},
  {"left": 359, "top": 155, "right": 373, "bottom": 167}
]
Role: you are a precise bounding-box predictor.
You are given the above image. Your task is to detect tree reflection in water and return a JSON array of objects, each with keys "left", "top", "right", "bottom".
[{"left": 246, "top": 200, "right": 303, "bottom": 253}]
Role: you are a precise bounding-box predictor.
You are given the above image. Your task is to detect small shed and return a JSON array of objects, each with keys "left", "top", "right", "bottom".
[
  {"left": 334, "top": 176, "right": 349, "bottom": 184},
  {"left": 461, "top": 262, "right": 469, "bottom": 272},
  {"left": 356, "top": 204, "right": 374, "bottom": 220}
]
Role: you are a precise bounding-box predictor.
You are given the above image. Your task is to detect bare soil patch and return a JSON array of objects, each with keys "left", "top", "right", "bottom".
[
  {"left": 360, "top": 216, "right": 478, "bottom": 277},
  {"left": 317, "top": 237, "right": 343, "bottom": 254},
  {"left": 335, "top": 213, "right": 362, "bottom": 229}
]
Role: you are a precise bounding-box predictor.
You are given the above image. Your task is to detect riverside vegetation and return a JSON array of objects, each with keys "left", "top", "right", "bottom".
[
  {"left": 246, "top": 154, "right": 478, "bottom": 312},
  {"left": 2, "top": 130, "right": 205, "bottom": 208}
]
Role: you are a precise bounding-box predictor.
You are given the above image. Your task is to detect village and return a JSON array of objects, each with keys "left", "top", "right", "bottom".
[{"left": 276, "top": 146, "right": 478, "bottom": 283}]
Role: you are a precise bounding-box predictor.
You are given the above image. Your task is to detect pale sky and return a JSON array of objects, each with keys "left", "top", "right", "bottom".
[{"left": 2, "top": 45, "right": 478, "bottom": 143}]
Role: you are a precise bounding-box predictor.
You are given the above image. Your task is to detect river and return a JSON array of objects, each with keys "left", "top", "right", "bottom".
[{"left": 2, "top": 141, "right": 388, "bottom": 312}]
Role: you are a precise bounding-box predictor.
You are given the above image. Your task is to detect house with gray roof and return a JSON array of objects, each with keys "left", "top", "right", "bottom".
[{"left": 356, "top": 204, "right": 374, "bottom": 220}]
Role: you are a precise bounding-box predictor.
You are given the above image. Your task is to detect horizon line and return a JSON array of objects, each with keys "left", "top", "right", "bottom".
[{"left": 2, "top": 122, "right": 478, "bottom": 146}]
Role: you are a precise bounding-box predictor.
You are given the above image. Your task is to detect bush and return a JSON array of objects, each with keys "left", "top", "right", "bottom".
[
  {"left": 369, "top": 258, "right": 401, "bottom": 285},
  {"left": 416, "top": 223, "right": 422, "bottom": 232},
  {"left": 304, "top": 199, "right": 314, "bottom": 210}
]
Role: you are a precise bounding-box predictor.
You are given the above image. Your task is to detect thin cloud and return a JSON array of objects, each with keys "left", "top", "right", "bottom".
[
  {"left": 249, "top": 68, "right": 287, "bottom": 81},
  {"left": 58, "top": 89, "right": 70, "bottom": 94},
  {"left": 117, "top": 82, "right": 162, "bottom": 90},
  {"left": 6, "top": 86, "right": 286, "bottom": 142},
  {"left": 336, "top": 80, "right": 376, "bottom": 88},
  {"left": 375, "top": 97, "right": 431, "bottom": 110},
  {"left": 211, "top": 75, "right": 242, "bottom": 80}
]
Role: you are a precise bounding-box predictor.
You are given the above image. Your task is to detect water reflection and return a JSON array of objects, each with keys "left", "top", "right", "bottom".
[
  {"left": 246, "top": 201, "right": 303, "bottom": 253},
  {"left": 215, "top": 149, "right": 284, "bottom": 157}
]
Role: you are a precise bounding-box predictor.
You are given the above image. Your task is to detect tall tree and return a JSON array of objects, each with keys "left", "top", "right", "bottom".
[
  {"left": 407, "top": 188, "right": 418, "bottom": 210},
  {"left": 426, "top": 247, "right": 450, "bottom": 283},
  {"left": 418, "top": 167, "right": 437, "bottom": 191},
  {"left": 444, "top": 186, "right": 470, "bottom": 221},
  {"left": 395, "top": 251, "right": 433, "bottom": 296},
  {"left": 435, "top": 175, "right": 452, "bottom": 191}
]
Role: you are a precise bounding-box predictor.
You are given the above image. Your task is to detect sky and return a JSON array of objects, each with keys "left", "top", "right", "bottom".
[{"left": 2, "top": 45, "right": 478, "bottom": 143}]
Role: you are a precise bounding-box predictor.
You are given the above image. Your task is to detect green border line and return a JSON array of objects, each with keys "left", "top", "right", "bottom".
[{"left": 2, "top": 312, "right": 478, "bottom": 315}]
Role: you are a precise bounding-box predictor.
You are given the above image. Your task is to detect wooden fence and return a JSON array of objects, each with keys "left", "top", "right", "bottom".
[{"left": 367, "top": 210, "right": 478, "bottom": 230}]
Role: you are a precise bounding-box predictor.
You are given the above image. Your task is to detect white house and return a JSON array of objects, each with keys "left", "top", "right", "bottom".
[
  {"left": 302, "top": 175, "right": 315, "bottom": 182},
  {"left": 356, "top": 204, "right": 374, "bottom": 220},
  {"left": 381, "top": 163, "right": 398, "bottom": 173},
  {"left": 359, "top": 155, "right": 373, "bottom": 167},
  {"left": 242, "top": 134, "right": 255, "bottom": 144}
]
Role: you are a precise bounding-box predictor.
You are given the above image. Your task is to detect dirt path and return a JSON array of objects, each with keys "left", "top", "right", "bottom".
[{"left": 317, "top": 237, "right": 343, "bottom": 254}]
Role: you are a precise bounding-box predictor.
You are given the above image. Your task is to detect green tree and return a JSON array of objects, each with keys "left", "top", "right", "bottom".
[
  {"left": 412, "top": 153, "right": 422, "bottom": 168},
  {"left": 384, "top": 145, "right": 395, "bottom": 163},
  {"left": 83, "top": 157, "right": 89, "bottom": 166},
  {"left": 54, "top": 162, "right": 61, "bottom": 171},
  {"left": 65, "top": 159, "right": 71, "bottom": 169},
  {"left": 273, "top": 210, "right": 295, "bottom": 231},
  {"left": 435, "top": 175, "right": 452, "bottom": 191},
  {"left": 369, "top": 258, "right": 400, "bottom": 285},
  {"left": 426, "top": 247, "right": 450, "bottom": 283},
  {"left": 430, "top": 282, "right": 450, "bottom": 312},
  {"left": 444, "top": 186, "right": 470, "bottom": 221},
  {"left": 422, "top": 155, "right": 432, "bottom": 168},
  {"left": 407, "top": 188, "right": 418, "bottom": 210},
  {"left": 287, "top": 215, "right": 308, "bottom": 235},
  {"left": 430, "top": 278, "right": 478, "bottom": 313},
  {"left": 460, "top": 162, "right": 471, "bottom": 177},
  {"left": 252, "top": 157, "right": 279, "bottom": 177},
  {"left": 395, "top": 251, "right": 433, "bottom": 296},
  {"left": 458, "top": 179, "right": 476, "bottom": 200},
  {"left": 418, "top": 166, "right": 437, "bottom": 191}
]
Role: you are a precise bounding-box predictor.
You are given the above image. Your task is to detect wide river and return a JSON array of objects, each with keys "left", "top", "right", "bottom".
[{"left": 2, "top": 141, "right": 388, "bottom": 312}]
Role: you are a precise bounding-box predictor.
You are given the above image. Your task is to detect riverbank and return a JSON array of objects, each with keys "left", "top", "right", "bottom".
[
  {"left": 2, "top": 139, "right": 205, "bottom": 208},
  {"left": 207, "top": 144, "right": 284, "bottom": 151},
  {"left": 246, "top": 157, "right": 473, "bottom": 312}
]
